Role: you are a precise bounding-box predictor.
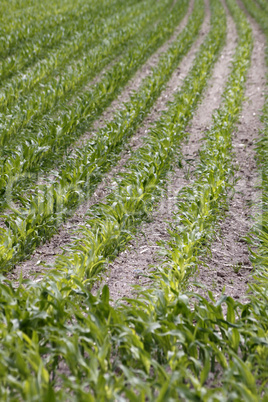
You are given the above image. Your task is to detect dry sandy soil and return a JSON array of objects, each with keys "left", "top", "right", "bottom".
[{"left": 8, "top": 0, "right": 266, "bottom": 307}]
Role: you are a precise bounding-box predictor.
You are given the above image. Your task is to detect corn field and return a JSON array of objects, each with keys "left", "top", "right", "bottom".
[{"left": 0, "top": 0, "right": 267, "bottom": 399}]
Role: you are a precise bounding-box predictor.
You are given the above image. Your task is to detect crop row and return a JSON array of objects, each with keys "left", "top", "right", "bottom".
[
  {"left": 162, "top": 0, "right": 253, "bottom": 290},
  {"left": 0, "top": 0, "right": 168, "bottom": 147},
  {"left": 1, "top": 0, "right": 80, "bottom": 49},
  {"left": 1, "top": 0, "right": 86, "bottom": 29},
  {"left": 255, "top": 0, "right": 268, "bottom": 14},
  {"left": 1, "top": 0, "right": 267, "bottom": 399},
  {"left": 0, "top": 0, "right": 163, "bottom": 148},
  {"left": 0, "top": 0, "right": 150, "bottom": 91},
  {"left": 0, "top": 0, "right": 197, "bottom": 271},
  {"left": 0, "top": 2, "right": 176, "bottom": 207},
  {"left": 241, "top": 0, "right": 268, "bottom": 337},
  {"left": 0, "top": 0, "right": 150, "bottom": 114},
  {"left": 0, "top": 0, "right": 187, "bottom": 211},
  {"left": 0, "top": 0, "right": 125, "bottom": 67}
]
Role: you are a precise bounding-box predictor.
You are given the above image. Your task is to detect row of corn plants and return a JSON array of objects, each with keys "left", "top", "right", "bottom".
[
  {"left": 1, "top": 2, "right": 267, "bottom": 398},
  {"left": 240, "top": 0, "right": 268, "bottom": 363},
  {"left": 1, "top": 0, "right": 94, "bottom": 74},
  {"left": 0, "top": 0, "right": 169, "bottom": 147},
  {"left": 0, "top": 0, "right": 122, "bottom": 76},
  {"left": 0, "top": 0, "right": 147, "bottom": 94},
  {"left": 151, "top": 0, "right": 267, "bottom": 398},
  {"left": 0, "top": 0, "right": 187, "bottom": 210},
  {"left": 252, "top": 0, "right": 268, "bottom": 272},
  {"left": 160, "top": 0, "right": 253, "bottom": 287},
  {"left": 0, "top": 0, "right": 83, "bottom": 54},
  {"left": 151, "top": 0, "right": 267, "bottom": 397},
  {"left": 255, "top": 0, "right": 268, "bottom": 14},
  {"left": 0, "top": 0, "right": 148, "bottom": 113},
  {"left": 0, "top": 0, "right": 202, "bottom": 271},
  {"left": 0, "top": 0, "right": 87, "bottom": 29},
  {"left": 0, "top": 0, "right": 173, "bottom": 133}
]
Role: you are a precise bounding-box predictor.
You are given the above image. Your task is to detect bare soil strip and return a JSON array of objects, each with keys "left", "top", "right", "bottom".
[
  {"left": 191, "top": 2, "right": 267, "bottom": 302},
  {"left": 7, "top": 0, "right": 201, "bottom": 280},
  {"left": 99, "top": 1, "right": 240, "bottom": 302}
]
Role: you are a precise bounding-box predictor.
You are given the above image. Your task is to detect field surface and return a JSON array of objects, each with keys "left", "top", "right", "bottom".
[{"left": 0, "top": 0, "right": 267, "bottom": 399}]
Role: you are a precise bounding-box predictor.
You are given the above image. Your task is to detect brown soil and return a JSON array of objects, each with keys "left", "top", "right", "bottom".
[
  {"left": 98, "top": 0, "right": 241, "bottom": 301},
  {"left": 190, "top": 1, "right": 266, "bottom": 302}
]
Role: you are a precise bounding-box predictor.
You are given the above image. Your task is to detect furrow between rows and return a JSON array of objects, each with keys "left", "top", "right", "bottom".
[
  {"left": 191, "top": 3, "right": 266, "bottom": 303},
  {"left": 101, "top": 0, "right": 240, "bottom": 301}
]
